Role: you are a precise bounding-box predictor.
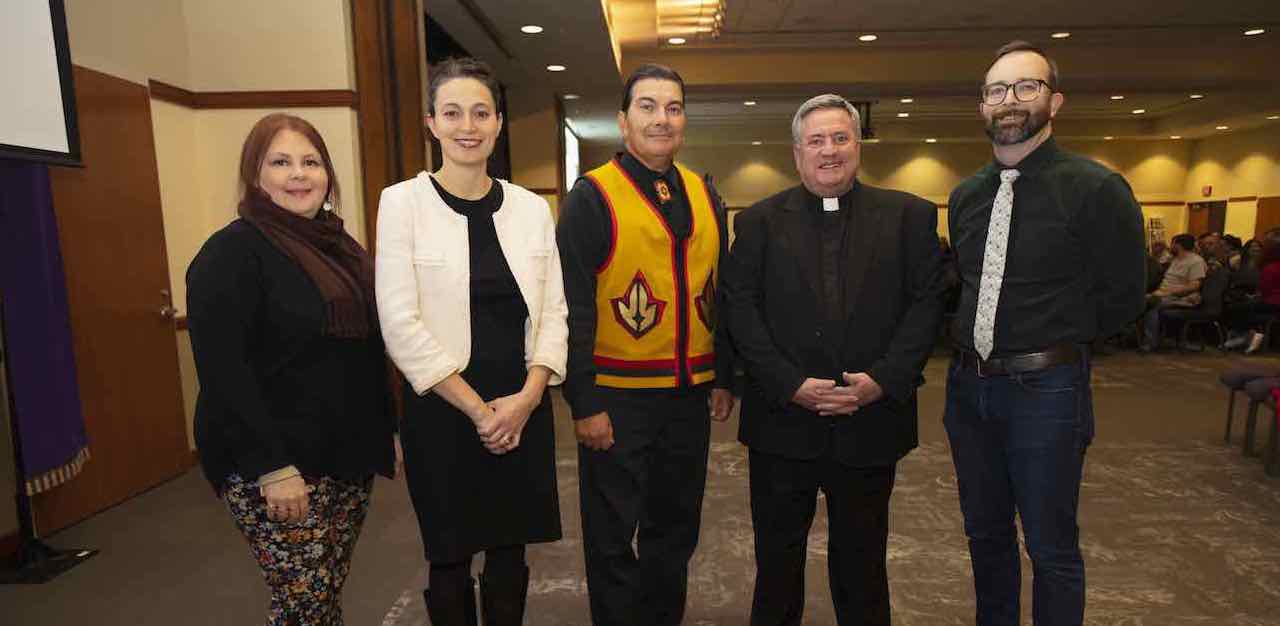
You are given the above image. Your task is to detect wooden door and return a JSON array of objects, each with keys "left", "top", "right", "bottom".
[
  {"left": 1188, "top": 201, "right": 1227, "bottom": 236},
  {"left": 1255, "top": 197, "right": 1280, "bottom": 239},
  {"left": 33, "top": 66, "right": 190, "bottom": 534}
]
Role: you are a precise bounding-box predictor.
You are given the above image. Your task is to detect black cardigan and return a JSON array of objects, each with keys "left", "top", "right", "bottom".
[{"left": 186, "top": 219, "right": 395, "bottom": 493}]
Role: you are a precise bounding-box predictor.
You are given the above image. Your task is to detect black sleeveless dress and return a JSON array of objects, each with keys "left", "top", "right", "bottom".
[{"left": 400, "top": 177, "right": 561, "bottom": 562}]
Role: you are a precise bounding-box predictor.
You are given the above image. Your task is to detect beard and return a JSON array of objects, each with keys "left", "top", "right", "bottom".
[{"left": 984, "top": 105, "right": 1051, "bottom": 146}]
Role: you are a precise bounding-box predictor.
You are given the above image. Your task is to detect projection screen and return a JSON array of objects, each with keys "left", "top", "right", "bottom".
[{"left": 0, "top": 0, "right": 81, "bottom": 166}]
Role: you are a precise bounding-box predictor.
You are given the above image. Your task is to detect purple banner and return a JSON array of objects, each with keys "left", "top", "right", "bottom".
[{"left": 0, "top": 159, "right": 90, "bottom": 494}]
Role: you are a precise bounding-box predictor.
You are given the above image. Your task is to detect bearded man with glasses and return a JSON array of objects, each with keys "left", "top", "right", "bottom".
[{"left": 943, "top": 41, "right": 1146, "bottom": 626}]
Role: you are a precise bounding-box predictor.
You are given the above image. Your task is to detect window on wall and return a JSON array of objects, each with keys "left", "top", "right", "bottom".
[{"left": 564, "top": 123, "right": 580, "bottom": 193}]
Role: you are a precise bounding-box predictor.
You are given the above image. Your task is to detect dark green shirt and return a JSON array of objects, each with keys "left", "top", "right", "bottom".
[{"left": 948, "top": 137, "right": 1146, "bottom": 355}]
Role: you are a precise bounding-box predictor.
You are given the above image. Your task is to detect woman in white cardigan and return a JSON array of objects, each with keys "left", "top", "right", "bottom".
[{"left": 375, "top": 58, "right": 567, "bottom": 626}]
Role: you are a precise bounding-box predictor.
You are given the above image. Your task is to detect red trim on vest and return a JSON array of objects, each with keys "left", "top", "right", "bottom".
[{"left": 585, "top": 166, "right": 620, "bottom": 275}]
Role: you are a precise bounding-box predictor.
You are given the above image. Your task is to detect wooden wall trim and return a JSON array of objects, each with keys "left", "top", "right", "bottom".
[
  {"left": 148, "top": 80, "right": 197, "bottom": 107},
  {"left": 1140, "top": 201, "right": 1187, "bottom": 207},
  {"left": 528, "top": 187, "right": 559, "bottom": 196},
  {"left": 148, "top": 80, "right": 357, "bottom": 110},
  {"left": 1228, "top": 196, "right": 1260, "bottom": 203}
]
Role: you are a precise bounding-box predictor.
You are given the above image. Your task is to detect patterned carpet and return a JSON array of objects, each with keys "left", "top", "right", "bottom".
[{"left": 387, "top": 436, "right": 1280, "bottom": 625}]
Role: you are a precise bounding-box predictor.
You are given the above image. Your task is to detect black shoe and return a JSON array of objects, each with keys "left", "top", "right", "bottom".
[
  {"left": 480, "top": 565, "right": 530, "bottom": 626},
  {"left": 425, "top": 576, "right": 479, "bottom": 626}
]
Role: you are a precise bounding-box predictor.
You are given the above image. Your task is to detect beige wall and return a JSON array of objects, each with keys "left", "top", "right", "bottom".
[
  {"left": 64, "top": 0, "right": 191, "bottom": 87},
  {"left": 507, "top": 90, "right": 562, "bottom": 215},
  {"left": 1186, "top": 124, "right": 1280, "bottom": 202},
  {"left": 182, "top": 0, "right": 355, "bottom": 91}
]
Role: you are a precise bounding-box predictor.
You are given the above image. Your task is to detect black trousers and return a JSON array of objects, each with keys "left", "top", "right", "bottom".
[
  {"left": 577, "top": 387, "right": 711, "bottom": 626},
  {"left": 748, "top": 448, "right": 897, "bottom": 626}
]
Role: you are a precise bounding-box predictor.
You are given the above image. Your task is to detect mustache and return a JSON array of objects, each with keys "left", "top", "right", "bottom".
[{"left": 993, "top": 110, "right": 1029, "bottom": 122}]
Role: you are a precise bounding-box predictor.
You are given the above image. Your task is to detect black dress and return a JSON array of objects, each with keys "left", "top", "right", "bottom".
[{"left": 400, "top": 177, "right": 562, "bottom": 563}]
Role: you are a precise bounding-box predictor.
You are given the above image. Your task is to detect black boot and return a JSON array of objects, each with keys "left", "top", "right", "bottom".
[
  {"left": 424, "top": 576, "right": 478, "bottom": 626},
  {"left": 480, "top": 565, "right": 530, "bottom": 626}
]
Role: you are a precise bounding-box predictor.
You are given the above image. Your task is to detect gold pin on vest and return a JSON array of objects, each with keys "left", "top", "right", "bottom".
[{"left": 654, "top": 179, "right": 672, "bottom": 204}]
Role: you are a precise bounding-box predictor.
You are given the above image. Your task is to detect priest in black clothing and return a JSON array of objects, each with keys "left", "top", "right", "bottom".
[{"left": 721, "top": 94, "right": 946, "bottom": 626}]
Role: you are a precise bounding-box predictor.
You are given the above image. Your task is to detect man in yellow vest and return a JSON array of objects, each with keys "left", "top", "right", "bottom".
[{"left": 556, "top": 63, "right": 736, "bottom": 626}]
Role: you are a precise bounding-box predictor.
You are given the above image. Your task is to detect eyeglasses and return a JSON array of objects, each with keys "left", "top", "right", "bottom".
[{"left": 981, "top": 79, "right": 1052, "bottom": 105}]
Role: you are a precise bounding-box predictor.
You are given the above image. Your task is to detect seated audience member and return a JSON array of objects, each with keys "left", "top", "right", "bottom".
[
  {"left": 1198, "top": 232, "right": 1227, "bottom": 270},
  {"left": 1141, "top": 233, "right": 1207, "bottom": 351},
  {"left": 1224, "top": 237, "right": 1280, "bottom": 353},
  {"left": 1223, "top": 234, "right": 1244, "bottom": 270}
]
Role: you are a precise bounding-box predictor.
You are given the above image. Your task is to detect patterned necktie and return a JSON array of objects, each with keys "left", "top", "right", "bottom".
[{"left": 973, "top": 168, "right": 1021, "bottom": 360}]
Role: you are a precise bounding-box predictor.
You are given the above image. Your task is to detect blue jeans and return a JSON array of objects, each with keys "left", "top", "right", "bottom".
[{"left": 943, "top": 355, "right": 1092, "bottom": 626}]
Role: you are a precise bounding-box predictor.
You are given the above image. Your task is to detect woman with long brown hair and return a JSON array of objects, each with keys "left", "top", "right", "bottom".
[
  {"left": 187, "top": 113, "right": 399, "bottom": 625},
  {"left": 376, "top": 57, "right": 567, "bottom": 625}
]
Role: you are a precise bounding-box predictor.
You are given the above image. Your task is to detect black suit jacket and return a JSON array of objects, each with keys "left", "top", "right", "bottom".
[{"left": 722, "top": 182, "right": 945, "bottom": 467}]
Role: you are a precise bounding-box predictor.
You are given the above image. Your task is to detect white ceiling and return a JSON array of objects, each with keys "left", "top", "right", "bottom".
[{"left": 427, "top": 0, "right": 1280, "bottom": 145}]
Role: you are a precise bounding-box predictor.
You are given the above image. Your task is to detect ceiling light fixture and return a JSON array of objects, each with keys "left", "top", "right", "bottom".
[
  {"left": 1110, "top": 95, "right": 1125, "bottom": 100},
  {"left": 751, "top": 140, "right": 762, "bottom": 146},
  {"left": 1216, "top": 125, "right": 1230, "bottom": 130},
  {"left": 546, "top": 64, "right": 566, "bottom": 72},
  {"left": 563, "top": 94, "right": 580, "bottom": 100},
  {"left": 1269, "top": 115, "right": 1279, "bottom": 120},
  {"left": 900, "top": 98, "right": 914, "bottom": 104},
  {"left": 1051, "top": 32, "right": 1071, "bottom": 39},
  {"left": 897, "top": 112, "right": 910, "bottom": 118},
  {"left": 925, "top": 138, "right": 938, "bottom": 143},
  {"left": 1190, "top": 94, "right": 1204, "bottom": 99},
  {"left": 1132, "top": 109, "right": 1146, "bottom": 114},
  {"left": 858, "top": 34, "right": 878, "bottom": 42},
  {"left": 1245, "top": 28, "right": 1266, "bottom": 36},
  {"left": 743, "top": 100, "right": 757, "bottom": 106},
  {"left": 520, "top": 25, "right": 544, "bottom": 34},
  {"left": 1170, "top": 135, "right": 1182, "bottom": 139},
  {"left": 1104, "top": 136, "right": 1115, "bottom": 140},
  {"left": 668, "top": 37, "right": 687, "bottom": 45}
]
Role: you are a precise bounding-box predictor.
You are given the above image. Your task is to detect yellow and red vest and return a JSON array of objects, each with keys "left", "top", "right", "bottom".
[{"left": 585, "top": 159, "right": 721, "bottom": 389}]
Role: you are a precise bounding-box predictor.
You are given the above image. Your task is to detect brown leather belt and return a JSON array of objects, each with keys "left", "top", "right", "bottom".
[{"left": 953, "top": 344, "right": 1082, "bottom": 377}]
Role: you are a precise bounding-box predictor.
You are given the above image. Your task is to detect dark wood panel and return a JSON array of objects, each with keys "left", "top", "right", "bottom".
[
  {"left": 350, "top": 0, "right": 393, "bottom": 253},
  {"left": 36, "top": 66, "right": 191, "bottom": 534},
  {"left": 148, "top": 80, "right": 357, "bottom": 109},
  {"left": 1229, "top": 196, "right": 1260, "bottom": 203},
  {"left": 1140, "top": 201, "right": 1187, "bottom": 207}
]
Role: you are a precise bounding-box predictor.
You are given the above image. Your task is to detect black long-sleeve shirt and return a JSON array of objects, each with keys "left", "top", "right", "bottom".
[
  {"left": 556, "top": 152, "right": 735, "bottom": 419},
  {"left": 187, "top": 219, "right": 396, "bottom": 493},
  {"left": 948, "top": 137, "right": 1146, "bottom": 355}
]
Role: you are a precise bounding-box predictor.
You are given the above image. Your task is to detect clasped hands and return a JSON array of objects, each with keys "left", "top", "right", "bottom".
[
  {"left": 472, "top": 391, "right": 537, "bottom": 455},
  {"left": 792, "top": 372, "right": 883, "bottom": 416}
]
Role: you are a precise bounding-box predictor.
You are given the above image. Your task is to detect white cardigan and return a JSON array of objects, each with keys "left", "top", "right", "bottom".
[{"left": 375, "top": 172, "right": 568, "bottom": 396}]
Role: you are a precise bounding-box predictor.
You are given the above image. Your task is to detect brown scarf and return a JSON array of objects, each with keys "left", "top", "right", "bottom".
[{"left": 238, "top": 190, "right": 375, "bottom": 338}]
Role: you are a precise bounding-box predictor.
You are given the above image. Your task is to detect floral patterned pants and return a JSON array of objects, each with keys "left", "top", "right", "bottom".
[{"left": 223, "top": 474, "right": 373, "bottom": 626}]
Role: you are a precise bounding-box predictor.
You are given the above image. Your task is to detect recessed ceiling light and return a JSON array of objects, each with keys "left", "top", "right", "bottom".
[
  {"left": 1216, "top": 125, "right": 1230, "bottom": 130},
  {"left": 520, "top": 25, "right": 544, "bottom": 34},
  {"left": 858, "top": 34, "right": 878, "bottom": 42},
  {"left": 751, "top": 140, "right": 762, "bottom": 146},
  {"left": 1269, "top": 115, "right": 1279, "bottom": 120},
  {"left": 1132, "top": 109, "right": 1146, "bottom": 114},
  {"left": 1051, "top": 32, "right": 1071, "bottom": 39},
  {"left": 546, "top": 64, "right": 566, "bottom": 72},
  {"left": 863, "top": 138, "right": 881, "bottom": 144},
  {"left": 1245, "top": 28, "right": 1266, "bottom": 36},
  {"left": 1170, "top": 135, "right": 1182, "bottom": 139},
  {"left": 563, "top": 93, "right": 580, "bottom": 100},
  {"left": 925, "top": 138, "right": 938, "bottom": 143},
  {"left": 900, "top": 98, "right": 914, "bottom": 104},
  {"left": 1190, "top": 94, "right": 1204, "bottom": 99},
  {"left": 1104, "top": 136, "right": 1115, "bottom": 140},
  {"left": 743, "top": 100, "right": 757, "bottom": 106},
  {"left": 668, "top": 37, "right": 687, "bottom": 45},
  {"left": 1110, "top": 95, "right": 1125, "bottom": 100},
  {"left": 897, "top": 112, "right": 910, "bottom": 118}
]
